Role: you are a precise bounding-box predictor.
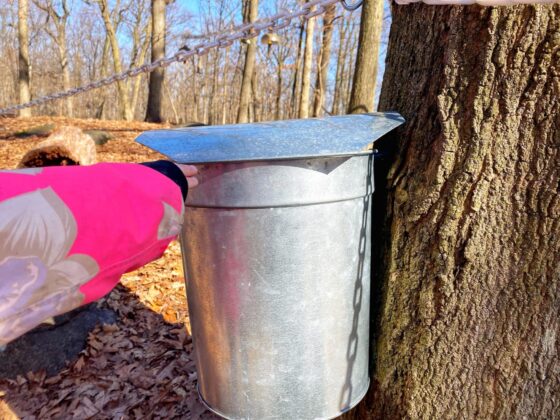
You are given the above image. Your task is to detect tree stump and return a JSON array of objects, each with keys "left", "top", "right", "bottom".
[{"left": 17, "top": 126, "right": 97, "bottom": 168}]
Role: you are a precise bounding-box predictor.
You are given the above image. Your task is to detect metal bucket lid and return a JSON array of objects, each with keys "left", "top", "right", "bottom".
[{"left": 135, "top": 112, "right": 404, "bottom": 164}]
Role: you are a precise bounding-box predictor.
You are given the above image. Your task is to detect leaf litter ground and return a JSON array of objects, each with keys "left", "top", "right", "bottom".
[{"left": 0, "top": 117, "right": 219, "bottom": 419}]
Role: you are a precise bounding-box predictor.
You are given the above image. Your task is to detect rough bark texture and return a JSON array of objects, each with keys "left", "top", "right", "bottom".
[
  {"left": 237, "top": 0, "right": 258, "bottom": 123},
  {"left": 348, "top": 0, "right": 384, "bottom": 114},
  {"left": 17, "top": 0, "right": 31, "bottom": 117},
  {"left": 3, "top": 4, "right": 557, "bottom": 415},
  {"left": 145, "top": 0, "right": 166, "bottom": 123},
  {"left": 298, "top": 2, "right": 315, "bottom": 119},
  {"left": 343, "top": 4, "right": 560, "bottom": 419}
]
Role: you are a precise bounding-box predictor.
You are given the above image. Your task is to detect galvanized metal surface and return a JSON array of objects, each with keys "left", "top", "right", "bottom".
[
  {"left": 181, "top": 156, "right": 373, "bottom": 419},
  {"left": 136, "top": 112, "right": 404, "bottom": 164}
]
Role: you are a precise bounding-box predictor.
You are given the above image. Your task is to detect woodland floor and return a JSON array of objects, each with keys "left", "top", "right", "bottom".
[{"left": 0, "top": 117, "right": 219, "bottom": 419}]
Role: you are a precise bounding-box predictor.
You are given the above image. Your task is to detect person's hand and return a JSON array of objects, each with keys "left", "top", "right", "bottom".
[{"left": 178, "top": 164, "right": 199, "bottom": 189}]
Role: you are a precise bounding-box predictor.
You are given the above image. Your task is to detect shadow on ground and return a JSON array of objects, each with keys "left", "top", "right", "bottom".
[{"left": 0, "top": 285, "right": 219, "bottom": 420}]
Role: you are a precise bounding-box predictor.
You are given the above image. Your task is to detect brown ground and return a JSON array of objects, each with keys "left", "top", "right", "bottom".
[{"left": 0, "top": 117, "right": 219, "bottom": 419}]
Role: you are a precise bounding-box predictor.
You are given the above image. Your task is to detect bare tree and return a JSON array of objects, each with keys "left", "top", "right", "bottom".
[
  {"left": 312, "top": 3, "right": 335, "bottom": 117},
  {"left": 237, "top": 0, "right": 258, "bottom": 123},
  {"left": 289, "top": 18, "right": 305, "bottom": 118},
  {"left": 331, "top": 14, "right": 348, "bottom": 115},
  {"left": 94, "top": 0, "right": 133, "bottom": 121},
  {"left": 18, "top": 0, "right": 32, "bottom": 117},
  {"left": 298, "top": 0, "right": 315, "bottom": 119},
  {"left": 33, "top": 0, "right": 72, "bottom": 116},
  {"left": 128, "top": 0, "right": 152, "bottom": 118},
  {"left": 347, "top": 0, "right": 383, "bottom": 114},
  {"left": 145, "top": 0, "right": 168, "bottom": 122}
]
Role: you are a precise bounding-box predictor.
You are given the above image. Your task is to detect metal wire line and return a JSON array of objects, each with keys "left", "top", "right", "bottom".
[{"left": 0, "top": 0, "right": 353, "bottom": 116}]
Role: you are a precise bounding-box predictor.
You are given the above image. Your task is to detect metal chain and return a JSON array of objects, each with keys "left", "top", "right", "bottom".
[
  {"left": 0, "top": 0, "right": 343, "bottom": 116},
  {"left": 340, "top": 0, "right": 364, "bottom": 11}
]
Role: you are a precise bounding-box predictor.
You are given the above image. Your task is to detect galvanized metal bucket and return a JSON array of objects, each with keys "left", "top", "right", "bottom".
[{"left": 136, "top": 113, "right": 404, "bottom": 420}]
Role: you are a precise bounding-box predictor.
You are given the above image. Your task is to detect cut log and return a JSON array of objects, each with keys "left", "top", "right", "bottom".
[{"left": 18, "top": 126, "right": 97, "bottom": 168}]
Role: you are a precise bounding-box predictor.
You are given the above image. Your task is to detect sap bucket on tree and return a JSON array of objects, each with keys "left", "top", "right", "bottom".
[{"left": 136, "top": 112, "right": 404, "bottom": 420}]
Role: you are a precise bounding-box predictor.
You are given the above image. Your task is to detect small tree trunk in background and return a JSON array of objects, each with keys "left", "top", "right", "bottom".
[
  {"left": 130, "top": 1, "right": 152, "bottom": 117},
  {"left": 298, "top": 2, "right": 315, "bottom": 119},
  {"left": 312, "top": 4, "right": 335, "bottom": 117},
  {"left": 221, "top": 46, "right": 232, "bottom": 124},
  {"left": 275, "top": 59, "right": 283, "bottom": 120},
  {"left": 348, "top": 0, "right": 383, "bottom": 114},
  {"left": 343, "top": 29, "right": 358, "bottom": 111},
  {"left": 97, "top": 0, "right": 133, "bottom": 121},
  {"left": 237, "top": 0, "right": 259, "bottom": 123},
  {"left": 145, "top": 0, "right": 167, "bottom": 122},
  {"left": 59, "top": 32, "right": 72, "bottom": 117},
  {"left": 290, "top": 20, "right": 305, "bottom": 118},
  {"left": 332, "top": 16, "right": 348, "bottom": 115},
  {"left": 344, "top": 4, "right": 560, "bottom": 419},
  {"left": 17, "top": 0, "right": 31, "bottom": 117},
  {"left": 251, "top": 65, "right": 259, "bottom": 122},
  {"left": 95, "top": 36, "right": 111, "bottom": 119}
]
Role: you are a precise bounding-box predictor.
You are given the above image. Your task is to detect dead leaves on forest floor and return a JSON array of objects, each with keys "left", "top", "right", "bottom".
[{"left": 0, "top": 117, "right": 219, "bottom": 419}]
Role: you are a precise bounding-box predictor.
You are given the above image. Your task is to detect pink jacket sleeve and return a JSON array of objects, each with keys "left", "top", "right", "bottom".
[{"left": 0, "top": 163, "right": 185, "bottom": 345}]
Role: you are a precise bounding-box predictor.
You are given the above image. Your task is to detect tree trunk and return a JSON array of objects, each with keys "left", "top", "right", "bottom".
[
  {"left": 348, "top": 0, "right": 383, "bottom": 114},
  {"left": 342, "top": 25, "right": 359, "bottom": 115},
  {"left": 298, "top": 3, "right": 315, "bottom": 119},
  {"left": 17, "top": 0, "right": 31, "bottom": 117},
  {"left": 312, "top": 4, "right": 335, "bottom": 117},
  {"left": 58, "top": 30, "right": 72, "bottom": 117},
  {"left": 98, "top": 0, "right": 133, "bottom": 121},
  {"left": 290, "top": 20, "right": 305, "bottom": 118},
  {"left": 130, "top": 2, "right": 152, "bottom": 117},
  {"left": 275, "top": 59, "right": 283, "bottom": 120},
  {"left": 95, "top": 36, "right": 111, "bottom": 120},
  {"left": 146, "top": 0, "right": 166, "bottom": 122},
  {"left": 332, "top": 16, "right": 348, "bottom": 115},
  {"left": 345, "top": 4, "right": 560, "bottom": 419},
  {"left": 237, "top": 0, "right": 259, "bottom": 123}
]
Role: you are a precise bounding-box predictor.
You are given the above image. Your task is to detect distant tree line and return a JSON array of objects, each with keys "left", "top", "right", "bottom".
[{"left": 2, "top": 0, "right": 387, "bottom": 123}]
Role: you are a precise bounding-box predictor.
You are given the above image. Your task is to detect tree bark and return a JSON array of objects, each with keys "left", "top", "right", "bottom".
[
  {"left": 146, "top": 0, "right": 167, "bottom": 122},
  {"left": 237, "top": 0, "right": 259, "bottom": 123},
  {"left": 312, "top": 4, "right": 335, "bottom": 117},
  {"left": 348, "top": 0, "right": 383, "bottom": 114},
  {"left": 17, "top": 0, "right": 32, "bottom": 117},
  {"left": 345, "top": 4, "right": 560, "bottom": 419},
  {"left": 298, "top": 2, "right": 315, "bottom": 119}
]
